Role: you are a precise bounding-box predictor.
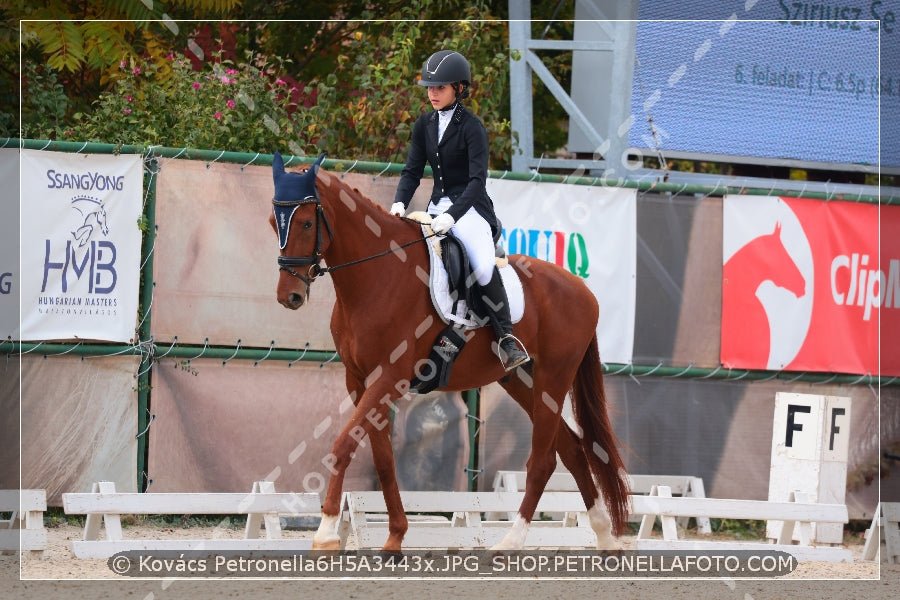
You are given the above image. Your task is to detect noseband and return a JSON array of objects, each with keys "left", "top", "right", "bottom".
[{"left": 273, "top": 194, "right": 333, "bottom": 288}]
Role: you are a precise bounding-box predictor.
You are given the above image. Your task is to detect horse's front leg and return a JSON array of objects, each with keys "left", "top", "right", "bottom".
[{"left": 312, "top": 383, "right": 407, "bottom": 551}]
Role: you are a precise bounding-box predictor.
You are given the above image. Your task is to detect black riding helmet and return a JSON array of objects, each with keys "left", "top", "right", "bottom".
[{"left": 418, "top": 50, "right": 471, "bottom": 98}]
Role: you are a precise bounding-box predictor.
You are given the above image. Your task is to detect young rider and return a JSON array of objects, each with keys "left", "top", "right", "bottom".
[{"left": 390, "top": 49, "right": 529, "bottom": 371}]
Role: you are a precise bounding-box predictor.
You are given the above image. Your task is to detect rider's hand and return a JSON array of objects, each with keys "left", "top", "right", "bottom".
[
  {"left": 431, "top": 212, "right": 455, "bottom": 235},
  {"left": 389, "top": 202, "right": 406, "bottom": 217}
]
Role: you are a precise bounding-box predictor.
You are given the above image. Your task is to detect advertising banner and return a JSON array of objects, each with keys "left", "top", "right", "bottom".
[
  {"left": 19, "top": 150, "right": 143, "bottom": 342},
  {"left": 722, "top": 195, "right": 897, "bottom": 375},
  {"left": 487, "top": 179, "right": 636, "bottom": 364},
  {"left": 0, "top": 149, "right": 18, "bottom": 338}
]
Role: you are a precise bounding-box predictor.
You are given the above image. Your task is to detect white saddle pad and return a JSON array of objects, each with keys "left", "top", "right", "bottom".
[{"left": 414, "top": 220, "right": 524, "bottom": 329}]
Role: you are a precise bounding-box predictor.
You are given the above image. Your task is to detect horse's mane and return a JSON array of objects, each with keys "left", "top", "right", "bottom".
[
  {"left": 317, "top": 170, "right": 420, "bottom": 232},
  {"left": 319, "top": 171, "right": 382, "bottom": 210}
]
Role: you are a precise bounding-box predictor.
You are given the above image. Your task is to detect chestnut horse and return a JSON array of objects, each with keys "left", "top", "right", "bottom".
[{"left": 268, "top": 152, "right": 630, "bottom": 552}]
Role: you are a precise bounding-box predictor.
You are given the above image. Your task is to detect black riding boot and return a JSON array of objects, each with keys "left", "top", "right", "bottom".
[{"left": 478, "top": 267, "right": 530, "bottom": 371}]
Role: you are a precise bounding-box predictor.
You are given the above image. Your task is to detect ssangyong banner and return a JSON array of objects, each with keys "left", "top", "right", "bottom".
[
  {"left": 0, "top": 149, "right": 18, "bottom": 339},
  {"left": 487, "top": 179, "right": 636, "bottom": 364},
  {"left": 722, "top": 195, "right": 898, "bottom": 376},
  {"left": 20, "top": 150, "right": 143, "bottom": 342}
]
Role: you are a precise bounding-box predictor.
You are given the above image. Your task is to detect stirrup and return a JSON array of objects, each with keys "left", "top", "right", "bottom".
[{"left": 496, "top": 334, "right": 530, "bottom": 371}]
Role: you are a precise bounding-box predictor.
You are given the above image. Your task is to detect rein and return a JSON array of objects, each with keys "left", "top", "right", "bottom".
[{"left": 317, "top": 228, "right": 440, "bottom": 275}]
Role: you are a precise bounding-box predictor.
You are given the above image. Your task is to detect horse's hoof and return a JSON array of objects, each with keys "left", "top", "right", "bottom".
[
  {"left": 379, "top": 549, "right": 403, "bottom": 565},
  {"left": 484, "top": 548, "right": 507, "bottom": 568},
  {"left": 596, "top": 536, "right": 623, "bottom": 552},
  {"left": 311, "top": 539, "right": 340, "bottom": 551},
  {"left": 488, "top": 542, "right": 517, "bottom": 551}
]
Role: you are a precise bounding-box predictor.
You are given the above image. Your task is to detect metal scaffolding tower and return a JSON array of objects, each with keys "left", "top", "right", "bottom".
[{"left": 509, "top": 0, "right": 637, "bottom": 176}]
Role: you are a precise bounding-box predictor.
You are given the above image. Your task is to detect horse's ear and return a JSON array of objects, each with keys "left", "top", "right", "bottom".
[
  {"left": 272, "top": 151, "right": 285, "bottom": 181},
  {"left": 773, "top": 221, "right": 782, "bottom": 236},
  {"left": 310, "top": 152, "right": 327, "bottom": 176}
]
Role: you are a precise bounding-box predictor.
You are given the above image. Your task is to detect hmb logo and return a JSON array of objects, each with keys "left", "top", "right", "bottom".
[{"left": 41, "top": 195, "right": 117, "bottom": 294}]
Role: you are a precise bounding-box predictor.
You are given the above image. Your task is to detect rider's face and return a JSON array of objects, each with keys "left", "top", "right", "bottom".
[{"left": 427, "top": 84, "right": 456, "bottom": 111}]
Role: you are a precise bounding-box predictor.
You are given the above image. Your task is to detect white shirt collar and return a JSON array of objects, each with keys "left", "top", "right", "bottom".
[{"left": 437, "top": 104, "right": 456, "bottom": 142}]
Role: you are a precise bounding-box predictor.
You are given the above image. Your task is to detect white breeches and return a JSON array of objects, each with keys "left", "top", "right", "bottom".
[{"left": 430, "top": 199, "right": 495, "bottom": 286}]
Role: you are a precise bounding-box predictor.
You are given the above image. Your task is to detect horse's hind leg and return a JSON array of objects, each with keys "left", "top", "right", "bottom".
[
  {"left": 498, "top": 374, "right": 619, "bottom": 550},
  {"left": 492, "top": 371, "right": 570, "bottom": 550},
  {"left": 556, "top": 421, "right": 620, "bottom": 550}
]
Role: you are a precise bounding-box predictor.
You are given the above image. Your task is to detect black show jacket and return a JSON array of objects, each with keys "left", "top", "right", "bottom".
[{"left": 394, "top": 103, "right": 500, "bottom": 236}]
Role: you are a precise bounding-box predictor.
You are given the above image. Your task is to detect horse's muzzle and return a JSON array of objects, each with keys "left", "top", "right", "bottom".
[{"left": 279, "top": 290, "right": 307, "bottom": 310}]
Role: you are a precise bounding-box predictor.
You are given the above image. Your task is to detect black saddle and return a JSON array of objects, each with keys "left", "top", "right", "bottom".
[
  {"left": 440, "top": 232, "right": 476, "bottom": 311},
  {"left": 439, "top": 219, "right": 505, "bottom": 311}
]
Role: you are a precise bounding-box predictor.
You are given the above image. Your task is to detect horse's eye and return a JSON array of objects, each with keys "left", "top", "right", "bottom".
[{"left": 304, "top": 221, "right": 313, "bottom": 229}]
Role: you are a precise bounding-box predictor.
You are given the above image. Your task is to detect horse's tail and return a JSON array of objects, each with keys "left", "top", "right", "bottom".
[{"left": 570, "top": 333, "right": 631, "bottom": 536}]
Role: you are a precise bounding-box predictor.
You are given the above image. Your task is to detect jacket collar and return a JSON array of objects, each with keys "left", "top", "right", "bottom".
[{"left": 429, "top": 103, "right": 465, "bottom": 147}]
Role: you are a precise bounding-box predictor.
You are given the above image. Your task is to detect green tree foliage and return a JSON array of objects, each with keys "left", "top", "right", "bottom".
[
  {"left": 6, "top": 0, "right": 242, "bottom": 138},
  {"left": 13, "top": 0, "right": 519, "bottom": 168},
  {"left": 19, "top": 0, "right": 240, "bottom": 72},
  {"left": 10, "top": 1, "right": 586, "bottom": 169},
  {"left": 0, "top": 4, "right": 24, "bottom": 133},
  {"left": 283, "top": 10, "right": 511, "bottom": 165},
  {"left": 19, "top": 1, "right": 240, "bottom": 82}
]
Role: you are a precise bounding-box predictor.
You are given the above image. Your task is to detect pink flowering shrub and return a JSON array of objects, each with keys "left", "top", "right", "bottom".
[{"left": 68, "top": 51, "right": 305, "bottom": 152}]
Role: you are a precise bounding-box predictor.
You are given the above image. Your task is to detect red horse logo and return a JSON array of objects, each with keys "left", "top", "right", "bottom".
[{"left": 721, "top": 222, "right": 807, "bottom": 368}]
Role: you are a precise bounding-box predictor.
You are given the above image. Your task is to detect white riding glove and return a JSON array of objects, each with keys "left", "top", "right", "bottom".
[
  {"left": 431, "top": 212, "right": 455, "bottom": 235},
  {"left": 389, "top": 202, "right": 406, "bottom": 217}
]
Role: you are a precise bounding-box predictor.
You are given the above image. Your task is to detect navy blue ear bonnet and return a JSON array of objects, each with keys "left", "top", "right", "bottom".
[{"left": 272, "top": 151, "right": 327, "bottom": 249}]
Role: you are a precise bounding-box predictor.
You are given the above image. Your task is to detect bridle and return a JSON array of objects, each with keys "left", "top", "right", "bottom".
[
  {"left": 273, "top": 160, "right": 439, "bottom": 290},
  {"left": 273, "top": 192, "right": 333, "bottom": 289}
]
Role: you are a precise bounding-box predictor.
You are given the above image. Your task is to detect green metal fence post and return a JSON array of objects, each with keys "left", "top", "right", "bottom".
[
  {"left": 464, "top": 388, "right": 481, "bottom": 491},
  {"left": 136, "top": 153, "right": 159, "bottom": 491}
]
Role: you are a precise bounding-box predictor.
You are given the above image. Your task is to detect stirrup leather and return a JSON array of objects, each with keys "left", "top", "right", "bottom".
[{"left": 496, "top": 334, "right": 530, "bottom": 371}]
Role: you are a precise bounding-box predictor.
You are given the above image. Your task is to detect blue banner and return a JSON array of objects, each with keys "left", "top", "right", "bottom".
[{"left": 633, "top": 1, "right": 891, "bottom": 169}]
